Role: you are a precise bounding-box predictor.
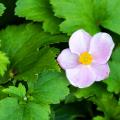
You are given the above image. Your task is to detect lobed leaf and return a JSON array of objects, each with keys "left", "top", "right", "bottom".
[
  {"left": 0, "top": 97, "right": 50, "bottom": 120},
  {"left": 28, "top": 71, "right": 69, "bottom": 104},
  {"left": 15, "top": 0, "right": 62, "bottom": 34},
  {"left": 0, "top": 51, "right": 10, "bottom": 76},
  {"left": 3, "top": 83, "right": 26, "bottom": 98},
  {"left": 50, "top": 0, "right": 120, "bottom": 35},
  {"left": 0, "top": 23, "right": 67, "bottom": 83},
  {"left": 0, "top": 3, "right": 6, "bottom": 16}
]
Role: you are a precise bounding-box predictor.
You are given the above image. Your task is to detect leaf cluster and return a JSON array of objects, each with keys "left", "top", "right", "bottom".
[{"left": 0, "top": 0, "right": 120, "bottom": 120}]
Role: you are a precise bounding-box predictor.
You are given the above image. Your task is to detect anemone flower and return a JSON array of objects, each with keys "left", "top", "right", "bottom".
[{"left": 57, "top": 30, "right": 114, "bottom": 88}]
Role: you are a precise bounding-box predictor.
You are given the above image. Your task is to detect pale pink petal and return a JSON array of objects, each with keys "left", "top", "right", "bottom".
[
  {"left": 69, "top": 29, "right": 91, "bottom": 55},
  {"left": 91, "top": 63, "right": 110, "bottom": 81},
  {"left": 66, "top": 65, "right": 96, "bottom": 88},
  {"left": 57, "top": 48, "right": 79, "bottom": 70},
  {"left": 89, "top": 33, "right": 114, "bottom": 64}
]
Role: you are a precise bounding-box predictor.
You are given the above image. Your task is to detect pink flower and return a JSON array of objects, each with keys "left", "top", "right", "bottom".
[{"left": 57, "top": 30, "right": 115, "bottom": 88}]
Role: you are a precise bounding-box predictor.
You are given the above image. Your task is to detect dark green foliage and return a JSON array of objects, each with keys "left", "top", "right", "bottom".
[{"left": 0, "top": 0, "right": 120, "bottom": 120}]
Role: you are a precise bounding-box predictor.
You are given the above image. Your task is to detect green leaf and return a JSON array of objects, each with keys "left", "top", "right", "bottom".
[
  {"left": 93, "top": 92, "right": 120, "bottom": 120},
  {"left": 0, "top": 23, "right": 67, "bottom": 82},
  {"left": 0, "top": 51, "right": 10, "bottom": 76},
  {"left": 0, "top": 97, "right": 21, "bottom": 120},
  {"left": 0, "top": 3, "right": 6, "bottom": 16},
  {"left": 0, "top": 71, "right": 69, "bottom": 120},
  {"left": 15, "top": 47, "right": 60, "bottom": 81},
  {"left": 0, "top": 97, "right": 50, "bottom": 120},
  {"left": 111, "top": 47, "right": 120, "bottom": 63},
  {"left": 75, "top": 84, "right": 120, "bottom": 120},
  {"left": 0, "top": 86, "right": 7, "bottom": 100},
  {"left": 28, "top": 71, "right": 69, "bottom": 104},
  {"left": 3, "top": 83, "right": 26, "bottom": 98},
  {"left": 92, "top": 116, "right": 105, "bottom": 120},
  {"left": 104, "top": 61, "right": 120, "bottom": 94},
  {"left": 15, "top": 0, "right": 62, "bottom": 34},
  {"left": 50, "top": 0, "right": 120, "bottom": 35},
  {"left": 23, "top": 102, "right": 50, "bottom": 120},
  {"left": 101, "top": 0, "right": 120, "bottom": 35},
  {"left": 104, "top": 47, "right": 120, "bottom": 93},
  {"left": 75, "top": 83, "right": 103, "bottom": 99},
  {"left": 50, "top": 0, "right": 102, "bottom": 35},
  {"left": 0, "top": 23, "right": 67, "bottom": 58}
]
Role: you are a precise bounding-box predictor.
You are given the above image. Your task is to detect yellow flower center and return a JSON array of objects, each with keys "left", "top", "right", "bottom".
[{"left": 79, "top": 52, "right": 93, "bottom": 65}]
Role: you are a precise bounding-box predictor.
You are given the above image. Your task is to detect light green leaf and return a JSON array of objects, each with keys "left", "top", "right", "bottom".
[
  {"left": 50, "top": 0, "right": 102, "bottom": 35},
  {"left": 101, "top": 0, "right": 120, "bottom": 35},
  {"left": 0, "top": 3, "right": 6, "bottom": 16},
  {"left": 3, "top": 83, "right": 26, "bottom": 98},
  {"left": 28, "top": 71, "right": 69, "bottom": 104},
  {"left": 15, "top": 0, "right": 62, "bottom": 34},
  {"left": 92, "top": 116, "right": 105, "bottom": 120},
  {"left": 23, "top": 102, "right": 50, "bottom": 120},
  {"left": 0, "top": 97, "right": 50, "bottom": 120},
  {"left": 0, "top": 97, "right": 21, "bottom": 120},
  {"left": 0, "top": 23, "right": 67, "bottom": 82},
  {"left": 50, "top": 0, "right": 120, "bottom": 35},
  {"left": 0, "top": 51, "right": 10, "bottom": 76}
]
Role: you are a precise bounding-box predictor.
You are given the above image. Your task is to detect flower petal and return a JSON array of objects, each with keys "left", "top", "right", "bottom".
[
  {"left": 91, "top": 63, "right": 110, "bottom": 81},
  {"left": 89, "top": 33, "right": 115, "bottom": 64},
  {"left": 66, "top": 65, "right": 96, "bottom": 88},
  {"left": 69, "top": 29, "right": 91, "bottom": 55},
  {"left": 57, "top": 48, "right": 79, "bottom": 70}
]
